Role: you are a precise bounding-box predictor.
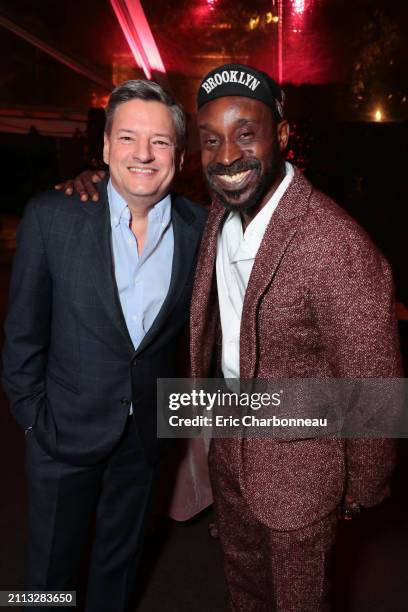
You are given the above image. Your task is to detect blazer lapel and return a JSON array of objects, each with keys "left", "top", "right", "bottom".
[
  {"left": 82, "top": 190, "right": 135, "bottom": 356},
  {"left": 134, "top": 195, "right": 203, "bottom": 356},
  {"left": 190, "top": 201, "right": 227, "bottom": 377},
  {"left": 240, "top": 170, "right": 313, "bottom": 378}
]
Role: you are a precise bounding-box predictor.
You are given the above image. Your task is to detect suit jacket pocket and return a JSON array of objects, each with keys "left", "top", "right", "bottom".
[{"left": 240, "top": 437, "right": 345, "bottom": 530}]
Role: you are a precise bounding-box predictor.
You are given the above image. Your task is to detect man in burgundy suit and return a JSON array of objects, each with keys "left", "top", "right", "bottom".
[{"left": 190, "top": 64, "right": 402, "bottom": 611}]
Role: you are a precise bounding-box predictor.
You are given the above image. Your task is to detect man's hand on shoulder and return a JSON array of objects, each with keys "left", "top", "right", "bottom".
[{"left": 55, "top": 169, "right": 107, "bottom": 202}]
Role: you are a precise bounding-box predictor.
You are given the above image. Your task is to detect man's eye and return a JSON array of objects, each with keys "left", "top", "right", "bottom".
[
  {"left": 119, "top": 136, "right": 133, "bottom": 142},
  {"left": 238, "top": 132, "right": 254, "bottom": 140},
  {"left": 152, "top": 140, "right": 171, "bottom": 148},
  {"left": 204, "top": 137, "right": 219, "bottom": 146}
]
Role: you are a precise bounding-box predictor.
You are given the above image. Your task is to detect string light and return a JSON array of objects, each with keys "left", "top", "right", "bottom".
[{"left": 249, "top": 16, "right": 260, "bottom": 30}]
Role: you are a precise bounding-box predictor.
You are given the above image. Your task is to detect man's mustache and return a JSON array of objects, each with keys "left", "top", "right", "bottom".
[{"left": 206, "top": 159, "right": 260, "bottom": 178}]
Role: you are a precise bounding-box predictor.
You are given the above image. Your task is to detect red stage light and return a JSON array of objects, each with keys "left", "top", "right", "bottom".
[{"left": 109, "top": 0, "right": 166, "bottom": 79}]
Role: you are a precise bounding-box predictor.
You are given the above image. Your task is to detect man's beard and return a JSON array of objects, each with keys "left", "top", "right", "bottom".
[{"left": 205, "top": 151, "right": 281, "bottom": 215}]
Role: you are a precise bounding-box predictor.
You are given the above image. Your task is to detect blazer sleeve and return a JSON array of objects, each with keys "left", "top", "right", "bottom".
[
  {"left": 309, "top": 223, "right": 403, "bottom": 507},
  {"left": 2, "top": 201, "right": 52, "bottom": 429}
]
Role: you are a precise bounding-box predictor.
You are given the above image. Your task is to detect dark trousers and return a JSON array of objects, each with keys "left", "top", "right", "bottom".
[
  {"left": 25, "top": 417, "right": 158, "bottom": 612},
  {"left": 209, "top": 440, "right": 337, "bottom": 612}
]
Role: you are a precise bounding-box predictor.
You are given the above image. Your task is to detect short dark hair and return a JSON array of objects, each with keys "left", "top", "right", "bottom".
[{"left": 105, "top": 80, "right": 186, "bottom": 150}]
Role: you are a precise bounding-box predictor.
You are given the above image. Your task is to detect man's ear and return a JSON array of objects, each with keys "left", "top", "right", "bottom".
[
  {"left": 277, "top": 120, "right": 290, "bottom": 153},
  {"left": 103, "top": 133, "right": 110, "bottom": 165},
  {"left": 177, "top": 150, "right": 185, "bottom": 172}
]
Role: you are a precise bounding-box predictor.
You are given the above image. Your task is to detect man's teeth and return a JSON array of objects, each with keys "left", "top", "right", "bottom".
[
  {"left": 218, "top": 170, "right": 251, "bottom": 184},
  {"left": 128, "top": 167, "right": 155, "bottom": 174}
]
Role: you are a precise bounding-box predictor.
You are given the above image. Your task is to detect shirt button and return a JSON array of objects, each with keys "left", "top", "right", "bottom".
[
  {"left": 132, "top": 315, "right": 139, "bottom": 321},
  {"left": 127, "top": 237, "right": 133, "bottom": 245},
  {"left": 121, "top": 397, "right": 130, "bottom": 406},
  {"left": 134, "top": 278, "right": 140, "bottom": 285}
]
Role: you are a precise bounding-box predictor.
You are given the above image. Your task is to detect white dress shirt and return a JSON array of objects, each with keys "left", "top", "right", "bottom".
[{"left": 216, "top": 162, "right": 294, "bottom": 379}]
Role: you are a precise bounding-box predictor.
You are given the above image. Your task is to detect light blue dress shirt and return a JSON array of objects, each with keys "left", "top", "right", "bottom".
[{"left": 107, "top": 179, "right": 174, "bottom": 351}]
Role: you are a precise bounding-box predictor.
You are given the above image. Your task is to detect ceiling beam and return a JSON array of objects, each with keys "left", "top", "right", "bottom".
[{"left": 0, "top": 12, "right": 113, "bottom": 91}]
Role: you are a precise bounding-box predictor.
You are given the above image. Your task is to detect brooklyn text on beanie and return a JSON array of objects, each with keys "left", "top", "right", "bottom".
[
  {"left": 197, "top": 63, "right": 285, "bottom": 120},
  {"left": 201, "top": 69, "right": 261, "bottom": 94}
]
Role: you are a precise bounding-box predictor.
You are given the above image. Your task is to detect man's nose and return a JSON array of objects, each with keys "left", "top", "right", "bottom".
[
  {"left": 132, "top": 137, "right": 154, "bottom": 163},
  {"left": 216, "top": 139, "right": 242, "bottom": 167}
]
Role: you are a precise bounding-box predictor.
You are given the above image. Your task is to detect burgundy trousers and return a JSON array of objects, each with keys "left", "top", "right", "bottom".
[{"left": 209, "top": 440, "right": 338, "bottom": 612}]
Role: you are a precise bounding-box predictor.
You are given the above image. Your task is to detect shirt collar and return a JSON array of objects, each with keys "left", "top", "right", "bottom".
[
  {"left": 244, "top": 161, "right": 294, "bottom": 240},
  {"left": 221, "top": 162, "right": 294, "bottom": 263},
  {"left": 107, "top": 179, "right": 172, "bottom": 229}
]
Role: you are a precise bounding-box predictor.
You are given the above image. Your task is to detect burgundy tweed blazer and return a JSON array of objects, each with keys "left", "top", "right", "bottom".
[{"left": 190, "top": 168, "right": 403, "bottom": 531}]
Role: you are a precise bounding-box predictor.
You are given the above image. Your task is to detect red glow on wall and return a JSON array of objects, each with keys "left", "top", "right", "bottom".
[
  {"left": 254, "top": 0, "right": 330, "bottom": 85},
  {"left": 90, "top": 93, "right": 109, "bottom": 109},
  {"left": 291, "top": 0, "right": 306, "bottom": 16},
  {"left": 278, "top": 0, "right": 283, "bottom": 83},
  {"left": 284, "top": 0, "right": 331, "bottom": 85},
  {"left": 189, "top": 0, "right": 219, "bottom": 27}
]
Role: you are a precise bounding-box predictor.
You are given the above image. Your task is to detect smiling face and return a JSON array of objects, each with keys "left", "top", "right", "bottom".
[
  {"left": 198, "top": 96, "right": 289, "bottom": 216},
  {"left": 103, "top": 98, "right": 180, "bottom": 211}
]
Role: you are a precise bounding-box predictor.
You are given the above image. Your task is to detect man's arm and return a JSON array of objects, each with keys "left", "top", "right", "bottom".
[
  {"left": 309, "top": 215, "right": 402, "bottom": 509},
  {"left": 55, "top": 169, "right": 107, "bottom": 202},
  {"left": 2, "top": 201, "right": 52, "bottom": 429}
]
